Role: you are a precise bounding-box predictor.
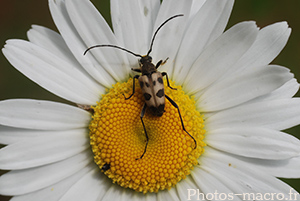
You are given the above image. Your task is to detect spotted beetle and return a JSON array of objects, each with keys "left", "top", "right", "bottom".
[{"left": 84, "top": 14, "right": 197, "bottom": 160}]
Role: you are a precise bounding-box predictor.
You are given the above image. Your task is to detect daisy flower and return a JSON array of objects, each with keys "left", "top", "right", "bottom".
[{"left": 1, "top": 0, "right": 300, "bottom": 200}]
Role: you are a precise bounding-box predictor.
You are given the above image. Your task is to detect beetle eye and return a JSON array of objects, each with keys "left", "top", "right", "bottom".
[{"left": 138, "top": 59, "right": 143, "bottom": 65}]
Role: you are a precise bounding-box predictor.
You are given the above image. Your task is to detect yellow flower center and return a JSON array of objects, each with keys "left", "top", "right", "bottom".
[{"left": 89, "top": 78, "right": 205, "bottom": 193}]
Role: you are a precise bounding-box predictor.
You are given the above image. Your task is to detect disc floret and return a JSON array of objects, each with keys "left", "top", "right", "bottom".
[{"left": 89, "top": 78, "right": 205, "bottom": 193}]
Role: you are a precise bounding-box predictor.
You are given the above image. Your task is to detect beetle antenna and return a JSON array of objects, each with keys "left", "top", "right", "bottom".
[
  {"left": 147, "top": 14, "right": 184, "bottom": 56},
  {"left": 84, "top": 44, "right": 143, "bottom": 58}
]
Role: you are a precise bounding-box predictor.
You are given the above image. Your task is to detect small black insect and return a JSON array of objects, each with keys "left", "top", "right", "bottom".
[
  {"left": 101, "top": 163, "right": 110, "bottom": 171},
  {"left": 84, "top": 14, "right": 197, "bottom": 160}
]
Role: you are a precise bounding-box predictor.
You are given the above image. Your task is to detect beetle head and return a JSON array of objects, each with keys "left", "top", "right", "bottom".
[{"left": 139, "top": 55, "right": 152, "bottom": 65}]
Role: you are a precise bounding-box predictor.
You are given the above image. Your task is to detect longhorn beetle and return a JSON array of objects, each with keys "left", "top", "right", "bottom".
[{"left": 84, "top": 14, "right": 197, "bottom": 160}]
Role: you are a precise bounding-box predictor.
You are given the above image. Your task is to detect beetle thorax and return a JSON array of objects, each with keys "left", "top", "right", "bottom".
[{"left": 139, "top": 55, "right": 157, "bottom": 75}]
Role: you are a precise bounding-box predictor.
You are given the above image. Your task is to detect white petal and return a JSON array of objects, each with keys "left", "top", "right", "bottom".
[
  {"left": 59, "top": 167, "right": 110, "bottom": 201},
  {"left": 0, "top": 99, "right": 91, "bottom": 130},
  {"left": 202, "top": 146, "right": 300, "bottom": 178},
  {"left": 0, "top": 150, "right": 91, "bottom": 196},
  {"left": 184, "top": 21, "right": 259, "bottom": 94},
  {"left": 157, "top": 187, "right": 180, "bottom": 201},
  {"left": 115, "top": 188, "right": 155, "bottom": 201},
  {"left": 100, "top": 186, "right": 125, "bottom": 201},
  {"left": 145, "top": 193, "right": 157, "bottom": 201},
  {"left": 150, "top": 0, "right": 193, "bottom": 76},
  {"left": 174, "top": 0, "right": 234, "bottom": 84},
  {"left": 0, "top": 129, "right": 89, "bottom": 170},
  {"left": 100, "top": 185, "right": 157, "bottom": 201},
  {"left": 189, "top": 0, "right": 206, "bottom": 19},
  {"left": 199, "top": 157, "right": 250, "bottom": 195},
  {"left": 176, "top": 177, "right": 201, "bottom": 201},
  {"left": 48, "top": 0, "right": 116, "bottom": 86},
  {"left": 0, "top": 126, "right": 85, "bottom": 145},
  {"left": 198, "top": 65, "right": 293, "bottom": 112},
  {"left": 200, "top": 148, "right": 300, "bottom": 199},
  {"left": 110, "top": 0, "right": 160, "bottom": 54},
  {"left": 27, "top": 25, "right": 86, "bottom": 75},
  {"left": 65, "top": 0, "right": 131, "bottom": 82},
  {"left": 27, "top": 25, "right": 103, "bottom": 88},
  {"left": 237, "top": 155, "right": 300, "bottom": 178},
  {"left": 206, "top": 127, "right": 300, "bottom": 160},
  {"left": 250, "top": 78, "right": 299, "bottom": 102},
  {"left": 206, "top": 98, "right": 300, "bottom": 131},
  {"left": 10, "top": 163, "right": 95, "bottom": 201},
  {"left": 232, "top": 22, "right": 291, "bottom": 74},
  {"left": 0, "top": 125, "right": 42, "bottom": 145},
  {"left": 3, "top": 40, "right": 103, "bottom": 105},
  {"left": 191, "top": 166, "right": 242, "bottom": 201}
]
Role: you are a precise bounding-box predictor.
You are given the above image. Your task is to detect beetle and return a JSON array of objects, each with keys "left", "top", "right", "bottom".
[
  {"left": 101, "top": 163, "right": 110, "bottom": 171},
  {"left": 84, "top": 14, "right": 197, "bottom": 160}
]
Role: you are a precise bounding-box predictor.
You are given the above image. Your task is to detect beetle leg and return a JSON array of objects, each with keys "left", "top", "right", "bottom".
[
  {"left": 131, "top": 68, "right": 141, "bottom": 73},
  {"left": 123, "top": 74, "right": 140, "bottom": 100},
  {"left": 161, "top": 72, "right": 176, "bottom": 90},
  {"left": 165, "top": 95, "right": 197, "bottom": 149},
  {"left": 155, "top": 60, "right": 163, "bottom": 69},
  {"left": 155, "top": 57, "right": 169, "bottom": 69},
  {"left": 136, "top": 103, "right": 148, "bottom": 160}
]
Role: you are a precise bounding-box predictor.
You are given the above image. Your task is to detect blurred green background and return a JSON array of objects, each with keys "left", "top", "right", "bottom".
[{"left": 0, "top": 1, "right": 299, "bottom": 200}]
